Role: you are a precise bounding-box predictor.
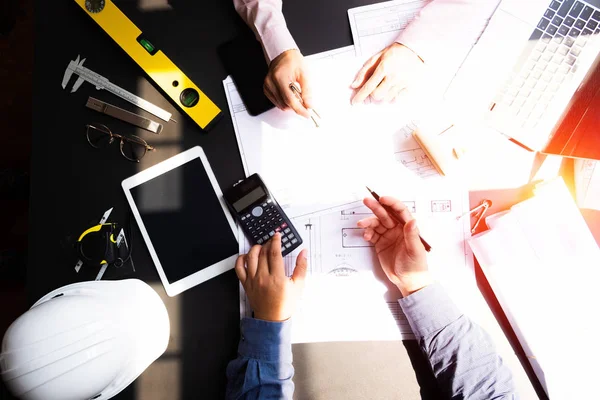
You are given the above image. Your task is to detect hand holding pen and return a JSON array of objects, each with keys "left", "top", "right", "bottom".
[
  {"left": 358, "top": 190, "right": 433, "bottom": 297},
  {"left": 289, "top": 82, "right": 321, "bottom": 127},
  {"left": 366, "top": 187, "right": 431, "bottom": 251},
  {"left": 263, "top": 49, "right": 316, "bottom": 119}
]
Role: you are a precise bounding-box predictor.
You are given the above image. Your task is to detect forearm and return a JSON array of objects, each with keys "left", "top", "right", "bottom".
[
  {"left": 233, "top": 0, "right": 298, "bottom": 62},
  {"left": 396, "top": 0, "right": 501, "bottom": 65},
  {"left": 226, "top": 318, "right": 294, "bottom": 399},
  {"left": 399, "top": 283, "right": 518, "bottom": 399}
]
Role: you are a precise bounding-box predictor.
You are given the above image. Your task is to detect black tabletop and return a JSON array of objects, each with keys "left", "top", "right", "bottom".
[{"left": 29, "top": 0, "right": 384, "bottom": 398}]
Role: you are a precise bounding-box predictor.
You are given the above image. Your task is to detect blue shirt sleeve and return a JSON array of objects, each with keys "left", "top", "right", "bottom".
[
  {"left": 399, "top": 283, "right": 518, "bottom": 399},
  {"left": 226, "top": 318, "right": 294, "bottom": 400}
]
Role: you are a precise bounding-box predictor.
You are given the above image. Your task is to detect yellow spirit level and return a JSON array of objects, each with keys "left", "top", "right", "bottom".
[{"left": 74, "top": 0, "right": 221, "bottom": 130}]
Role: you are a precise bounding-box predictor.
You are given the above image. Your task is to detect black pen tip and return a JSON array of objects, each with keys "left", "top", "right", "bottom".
[{"left": 365, "top": 186, "right": 373, "bottom": 193}]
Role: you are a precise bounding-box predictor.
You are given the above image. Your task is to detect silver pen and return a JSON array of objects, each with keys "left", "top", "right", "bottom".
[{"left": 289, "top": 83, "right": 321, "bottom": 128}]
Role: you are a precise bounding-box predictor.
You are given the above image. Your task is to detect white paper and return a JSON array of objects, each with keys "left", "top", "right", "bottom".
[
  {"left": 238, "top": 202, "right": 414, "bottom": 342},
  {"left": 469, "top": 177, "right": 600, "bottom": 399},
  {"left": 239, "top": 180, "right": 473, "bottom": 344},
  {"left": 223, "top": 47, "right": 439, "bottom": 218},
  {"left": 348, "top": 0, "right": 432, "bottom": 57},
  {"left": 224, "top": 45, "right": 472, "bottom": 344}
]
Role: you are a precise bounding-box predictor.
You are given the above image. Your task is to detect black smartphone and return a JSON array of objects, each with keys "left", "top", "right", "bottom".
[
  {"left": 223, "top": 174, "right": 302, "bottom": 256},
  {"left": 218, "top": 35, "right": 275, "bottom": 116}
]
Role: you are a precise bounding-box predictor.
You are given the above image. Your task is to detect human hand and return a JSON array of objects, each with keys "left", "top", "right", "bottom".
[
  {"left": 235, "top": 233, "right": 308, "bottom": 322},
  {"left": 351, "top": 43, "right": 424, "bottom": 105},
  {"left": 357, "top": 196, "right": 432, "bottom": 297},
  {"left": 264, "top": 49, "right": 313, "bottom": 118}
]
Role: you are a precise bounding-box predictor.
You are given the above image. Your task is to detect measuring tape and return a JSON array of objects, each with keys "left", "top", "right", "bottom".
[{"left": 74, "top": 0, "right": 221, "bottom": 130}]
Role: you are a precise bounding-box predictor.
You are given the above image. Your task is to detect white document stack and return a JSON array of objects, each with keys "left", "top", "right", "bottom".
[{"left": 469, "top": 177, "right": 600, "bottom": 400}]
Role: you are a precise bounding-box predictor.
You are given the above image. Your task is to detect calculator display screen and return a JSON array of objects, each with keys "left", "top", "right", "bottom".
[{"left": 233, "top": 187, "right": 266, "bottom": 212}]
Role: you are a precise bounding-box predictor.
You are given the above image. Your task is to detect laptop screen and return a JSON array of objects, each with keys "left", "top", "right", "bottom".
[{"left": 544, "top": 52, "right": 600, "bottom": 160}]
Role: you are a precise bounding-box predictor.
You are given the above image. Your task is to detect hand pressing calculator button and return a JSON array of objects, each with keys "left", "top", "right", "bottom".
[{"left": 224, "top": 173, "right": 303, "bottom": 257}]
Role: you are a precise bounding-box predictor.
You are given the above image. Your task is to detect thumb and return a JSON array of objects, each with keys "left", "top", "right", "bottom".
[
  {"left": 291, "top": 249, "right": 308, "bottom": 288},
  {"left": 403, "top": 219, "right": 424, "bottom": 258},
  {"left": 298, "top": 75, "right": 314, "bottom": 109}
]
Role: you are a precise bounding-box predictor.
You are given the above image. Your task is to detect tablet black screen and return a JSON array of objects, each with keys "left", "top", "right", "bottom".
[{"left": 130, "top": 158, "right": 238, "bottom": 284}]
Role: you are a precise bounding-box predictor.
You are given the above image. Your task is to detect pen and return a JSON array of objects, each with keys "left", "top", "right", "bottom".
[
  {"left": 289, "top": 82, "right": 321, "bottom": 128},
  {"left": 366, "top": 186, "right": 432, "bottom": 252}
]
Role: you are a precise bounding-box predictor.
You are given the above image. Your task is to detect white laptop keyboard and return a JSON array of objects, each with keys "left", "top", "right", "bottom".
[{"left": 494, "top": 0, "right": 600, "bottom": 132}]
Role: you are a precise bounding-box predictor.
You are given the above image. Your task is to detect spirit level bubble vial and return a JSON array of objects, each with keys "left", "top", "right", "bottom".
[{"left": 75, "top": 0, "right": 222, "bottom": 131}]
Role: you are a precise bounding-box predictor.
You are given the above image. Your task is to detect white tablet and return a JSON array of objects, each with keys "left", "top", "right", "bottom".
[{"left": 122, "top": 146, "right": 238, "bottom": 296}]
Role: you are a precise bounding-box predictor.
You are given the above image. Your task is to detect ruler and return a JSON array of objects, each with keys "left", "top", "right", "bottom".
[
  {"left": 73, "top": 0, "right": 222, "bottom": 130},
  {"left": 63, "top": 55, "right": 173, "bottom": 122},
  {"left": 86, "top": 96, "right": 163, "bottom": 134}
]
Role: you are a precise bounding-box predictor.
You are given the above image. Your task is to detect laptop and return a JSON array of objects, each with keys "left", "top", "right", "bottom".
[{"left": 445, "top": 0, "right": 600, "bottom": 159}]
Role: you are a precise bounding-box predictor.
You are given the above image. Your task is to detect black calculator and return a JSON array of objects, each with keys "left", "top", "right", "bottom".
[{"left": 224, "top": 174, "right": 302, "bottom": 256}]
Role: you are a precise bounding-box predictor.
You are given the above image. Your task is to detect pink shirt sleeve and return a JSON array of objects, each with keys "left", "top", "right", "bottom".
[
  {"left": 234, "top": 0, "right": 299, "bottom": 63},
  {"left": 396, "top": 0, "right": 501, "bottom": 65}
]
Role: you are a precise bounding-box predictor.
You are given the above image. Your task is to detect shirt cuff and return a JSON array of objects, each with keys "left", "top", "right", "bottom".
[
  {"left": 398, "top": 283, "right": 463, "bottom": 338},
  {"left": 395, "top": 23, "right": 439, "bottom": 64},
  {"left": 261, "top": 24, "right": 299, "bottom": 63},
  {"left": 238, "top": 318, "right": 293, "bottom": 363}
]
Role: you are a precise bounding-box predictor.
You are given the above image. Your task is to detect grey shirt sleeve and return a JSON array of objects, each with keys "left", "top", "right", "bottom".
[{"left": 399, "top": 283, "right": 518, "bottom": 399}]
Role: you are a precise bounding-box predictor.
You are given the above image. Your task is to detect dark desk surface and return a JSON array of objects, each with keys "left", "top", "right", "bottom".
[
  {"left": 29, "top": 1, "right": 426, "bottom": 399},
  {"left": 28, "top": 1, "right": 563, "bottom": 399}
]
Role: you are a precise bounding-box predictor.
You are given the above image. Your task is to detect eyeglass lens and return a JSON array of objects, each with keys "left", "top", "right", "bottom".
[
  {"left": 86, "top": 124, "right": 112, "bottom": 149},
  {"left": 120, "top": 135, "right": 148, "bottom": 162}
]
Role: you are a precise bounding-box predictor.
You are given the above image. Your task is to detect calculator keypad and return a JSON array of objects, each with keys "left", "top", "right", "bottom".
[{"left": 241, "top": 199, "right": 299, "bottom": 254}]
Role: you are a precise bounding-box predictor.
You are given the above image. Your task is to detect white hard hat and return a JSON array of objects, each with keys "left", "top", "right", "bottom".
[{"left": 1, "top": 279, "right": 170, "bottom": 400}]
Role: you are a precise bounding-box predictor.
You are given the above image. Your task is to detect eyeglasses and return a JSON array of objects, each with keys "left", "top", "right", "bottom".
[{"left": 86, "top": 124, "right": 156, "bottom": 163}]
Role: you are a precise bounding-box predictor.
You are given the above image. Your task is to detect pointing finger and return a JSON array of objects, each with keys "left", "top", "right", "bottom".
[
  {"left": 379, "top": 196, "right": 414, "bottom": 223},
  {"left": 258, "top": 240, "right": 271, "bottom": 276},
  {"left": 267, "top": 233, "right": 285, "bottom": 275},
  {"left": 363, "top": 197, "right": 397, "bottom": 229}
]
